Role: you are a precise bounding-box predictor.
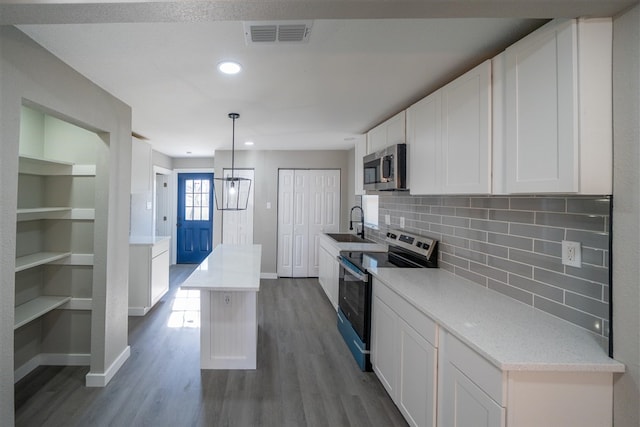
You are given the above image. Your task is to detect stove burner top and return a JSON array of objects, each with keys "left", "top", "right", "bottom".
[{"left": 340, "top": 230, "right": 438, "bottom": 272}]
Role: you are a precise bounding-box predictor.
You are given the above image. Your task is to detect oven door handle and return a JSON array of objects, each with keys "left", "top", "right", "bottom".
[{"left": 337, "top": 256, "right": 368, "bottom": 282}]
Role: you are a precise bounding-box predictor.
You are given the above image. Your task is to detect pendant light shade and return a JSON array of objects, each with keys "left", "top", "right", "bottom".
[{"left": 214, "top": 113, "right": 252, "bottom": 211}]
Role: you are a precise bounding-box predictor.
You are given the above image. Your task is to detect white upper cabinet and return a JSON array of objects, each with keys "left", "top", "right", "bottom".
[
  {"left": 407, "top": 90, "right": 441, "bottom": 195},
  {"left": 498, "top": 18, "right": 612, "bottom": 194},
  {"left": 441, "top": 60, "right": 492, "bottom": 194},
  {"left": 367, "top": 111, "right": 406, "bottom": 154},
  {"left": 408, "top": 60, "right": 491, "bottom": 195}
]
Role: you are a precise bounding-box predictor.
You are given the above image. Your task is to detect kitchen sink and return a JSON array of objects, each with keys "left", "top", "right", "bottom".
[{"left": 326, "top": 233, "right": 372, "bottom": 244}]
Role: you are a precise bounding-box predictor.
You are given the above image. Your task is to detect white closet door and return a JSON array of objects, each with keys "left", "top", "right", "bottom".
[
  {"left": 308, "top": 170, "right": 340, "bottom": 277},
  {"left": 222, "top": 169, "right": 254, "bottom": 245},
  {"left": 278, "top": 169, "right": 340, "bottom": 278},
  {"left": 292, "top": 170, "right": 310, "bottom": 277},
  {"left": 277, "top": 170, "right": 295, "bottom": 277}
]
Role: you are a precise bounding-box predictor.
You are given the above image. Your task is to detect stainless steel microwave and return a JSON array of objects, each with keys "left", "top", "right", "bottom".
[{"left": 363, "top": 143, "right": 407, "bottom": 191}]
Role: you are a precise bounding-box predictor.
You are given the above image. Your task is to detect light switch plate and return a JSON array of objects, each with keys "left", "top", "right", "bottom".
[
  {"left": 400, "top": 217, "right": 405, "bottom": 229},
  {"left": 385, "top": 214, "right": 391, "bottom": 225}
]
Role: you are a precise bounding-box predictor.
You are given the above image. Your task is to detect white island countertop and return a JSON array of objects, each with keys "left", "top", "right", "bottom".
[
  {"left": 181, "top": 244, "right": 261, "bottom": 292},
  {"left": 371, "top": 266, "right": 624, "bottom": 373}
]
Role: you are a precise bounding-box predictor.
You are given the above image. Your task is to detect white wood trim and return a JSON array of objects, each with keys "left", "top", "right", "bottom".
[
  {"left": 60, "top": 297, "right": 92, "bottom": 311},
  {"left": 14, "top": 353, "right": 91, "bottom": 383},
  {"left": 41, "top": 353, "right": 91, "bottom": 366},
  {"left": 85, "top": 345, "right": 131, "bottom": 388},
  {"left": 70, "top": 208, "right": 95, "bottom": 220},
  {"left": 14, "top": 354, "right": 43, "bottom": 383},
  {"left": 71, "top": 164, "right": 96, "bottom": 176},
  {"left": 50, "top": 253, "right": 94, "bottom": 266}
]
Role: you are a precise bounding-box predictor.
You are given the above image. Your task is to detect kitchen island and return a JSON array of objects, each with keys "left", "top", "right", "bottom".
[{"left": 181, "top": 244, "right": 261, "bottom": 370}]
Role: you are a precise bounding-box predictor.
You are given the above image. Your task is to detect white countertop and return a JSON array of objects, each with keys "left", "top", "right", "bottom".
[
  {"left": 371, "top": 266, "right": 624, "bottom": 373},
  {"left": 181, "top": 244, "right": 261, "bottom": 292},
  {"left": 129, "top": 235, "right": 171, "bottom": 245},
  {"left": 320, "top": 232, "right": 387, "bottom": 253}
]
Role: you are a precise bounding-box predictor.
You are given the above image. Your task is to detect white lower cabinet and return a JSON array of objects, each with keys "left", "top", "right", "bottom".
[
  {"left": 371, "top": 278, "right": 438, "bottom": 427},
  {"left": 440, "top": 363, "right": 504, "bottom": 427},
  {"left": 399, "top": 317, "right": 438, "bottom": 427},
  {"left": 372, "top": 277, "right": 616, "bottom": 427},
  {"left": 371, "top": 293, "right": 398, "bottom": 396},
  {"left": 128, "top": 236, "right": 170, "bottom": 316},
  {"left": 438, "top": 329, "right": 505, "bottom": 427},
  {"left": 318, "top": 243, "right": 339, "bottom": 309}
]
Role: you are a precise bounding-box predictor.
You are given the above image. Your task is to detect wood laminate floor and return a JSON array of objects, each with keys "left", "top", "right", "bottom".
[{"left": 15, "top": 265, "right": 407, "bottom": 427}]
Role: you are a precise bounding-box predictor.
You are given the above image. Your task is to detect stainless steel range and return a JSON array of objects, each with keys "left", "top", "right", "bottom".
[{"left": 337, "top": 230, "right": 438, "bottom": 371}]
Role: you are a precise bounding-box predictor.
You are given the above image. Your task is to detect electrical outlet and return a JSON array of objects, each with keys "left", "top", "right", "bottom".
[
  {"left": 400, "top": 217, "right": 405, "bottom": 229},
  {"left": 224, "top": 294, "right": 231, "bottom": 306},
  {"left": 385, "top": 214, "right": 391, "bottom": 225},
  {"left": 562, "top": 240, "right": 582, "bottom": 267}
]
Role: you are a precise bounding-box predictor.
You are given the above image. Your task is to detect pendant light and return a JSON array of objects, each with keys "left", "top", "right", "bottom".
[{"left": 214, "top": 113, "right": 252, "bottom": 211}]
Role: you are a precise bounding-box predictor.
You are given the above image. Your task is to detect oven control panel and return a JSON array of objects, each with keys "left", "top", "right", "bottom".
[{"left": 385, "top": 229, "right": 437, "bottom": 260}]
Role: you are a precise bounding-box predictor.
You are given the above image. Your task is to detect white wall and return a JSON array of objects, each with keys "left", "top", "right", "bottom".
[
  {"left": 213, "top": 150, "right": 351, "bottom": 274},
  {"left": 152, "top": 150, "right": 173, "bottom": 170},
  {"left": 173, "top": 156, "right": 214, "bottom": 170},
  {"left": 612, "top": 4, "right": 640, "bottom": 426},
  {"left": 0, "top": 26, "right": 132, "bottom": 424}
]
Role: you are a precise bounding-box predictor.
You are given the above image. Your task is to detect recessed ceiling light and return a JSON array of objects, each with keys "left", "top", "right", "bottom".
[
  {"left": 244, "top": 141, "right": 254, "bottom": 146},
  {"left": 218, "top": 61, "right": 242, "bottom": 75}
]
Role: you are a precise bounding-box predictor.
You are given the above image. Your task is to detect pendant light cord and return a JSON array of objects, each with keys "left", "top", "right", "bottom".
[{"left": 229, "top": 112, "right": 239, "bottom": 180}]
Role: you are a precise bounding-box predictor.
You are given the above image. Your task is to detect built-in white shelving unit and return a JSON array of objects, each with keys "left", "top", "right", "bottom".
[{"left": 13, "top": 105, "right": 100, "bottom": 382}]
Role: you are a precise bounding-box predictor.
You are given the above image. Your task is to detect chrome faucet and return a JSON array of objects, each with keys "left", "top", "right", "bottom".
[{"left": 349, "top": 205, "right": 365, "bottom": 239}]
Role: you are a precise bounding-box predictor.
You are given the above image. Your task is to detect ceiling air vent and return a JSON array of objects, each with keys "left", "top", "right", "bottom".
[{"left": 244, "top": 21, "right": 313, "bottom": 45}]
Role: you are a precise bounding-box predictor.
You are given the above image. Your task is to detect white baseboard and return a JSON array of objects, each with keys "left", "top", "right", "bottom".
[
  {"left": 85, "top": 345, "right": 130, "bottom": 387},
  {"left": 42, "top": 353, "right": 91, "bottom": 366},
  {"left": 14, "top": 352, "right": 90, "bottom": 383},
  {"left": 260, "top": 272, "right": 278, "bottom": 280},
  {"left": 14, "top": 355, "right": 43, "bottom": 383},
  {"left": 128, "top": 306, "right": 150, "bottom": 316}
]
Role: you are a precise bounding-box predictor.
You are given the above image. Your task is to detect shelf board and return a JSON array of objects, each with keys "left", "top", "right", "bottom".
[
  {"left": 14, "top": 296, "right": 72, "bottom": 329},
  {"left": 17, "top": 207, "right": 72, "bottom": 221},
  {"left": 15, "top": 252, "right": 72, "bottom": 272},
  {"left": 16, "top": 207, "right": 95, "bottom": 222},
  {"left": 18, "top": 155, "right": 95, "bottom": 176}
]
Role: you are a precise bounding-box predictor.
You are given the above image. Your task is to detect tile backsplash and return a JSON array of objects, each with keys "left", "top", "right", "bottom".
[{"left": 364, "top": 194, "right": 611, "bottom": 339}]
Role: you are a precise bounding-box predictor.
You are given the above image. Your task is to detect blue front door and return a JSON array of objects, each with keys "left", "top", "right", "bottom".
[{"left": 177, "top": 173, "right": 214, "bottom": 264}]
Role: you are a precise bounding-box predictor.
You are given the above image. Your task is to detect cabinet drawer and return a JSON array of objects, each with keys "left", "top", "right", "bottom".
[
  {"left": 374, "top": 279, "right": 437, "bottom": 347},
  {"left": 152, "top": 238, "right": 170, "bottom": 258},
  {"left": 445, "top": 332, "right": 503, "bottom": 404}
]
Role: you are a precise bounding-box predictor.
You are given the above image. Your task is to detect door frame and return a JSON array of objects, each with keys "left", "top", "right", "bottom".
[
  {"left": 171, "top": 168, "right": 214, "bottom": 265},
  {"left": 153, "top": 165, "right": 173, "bottom": 260}
]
